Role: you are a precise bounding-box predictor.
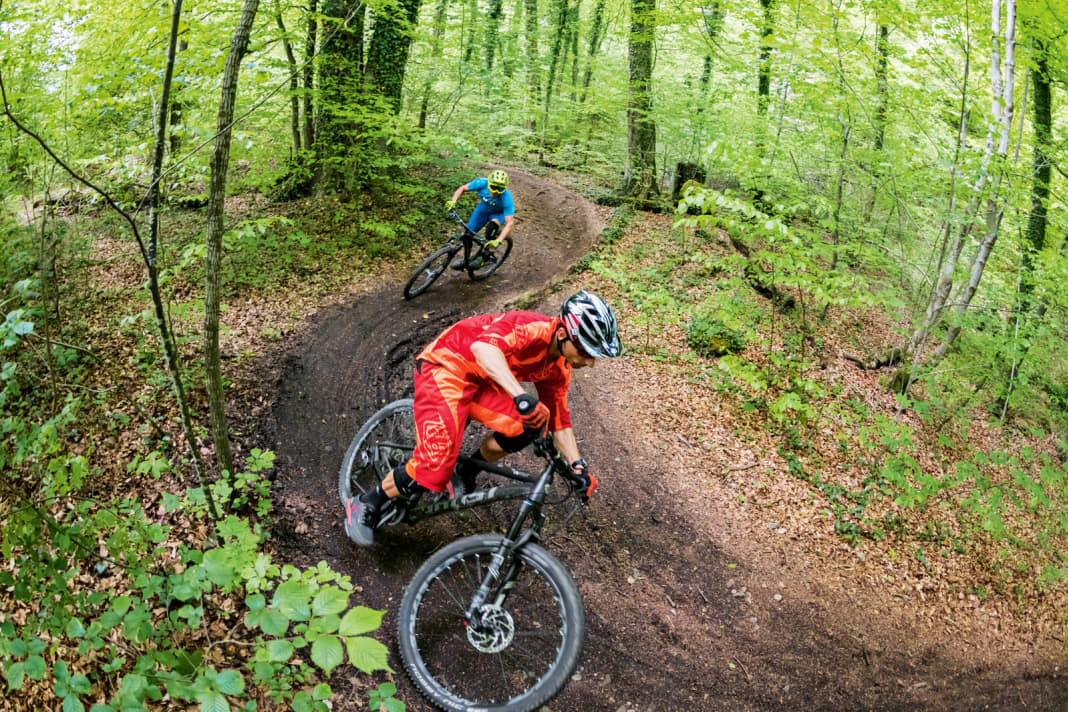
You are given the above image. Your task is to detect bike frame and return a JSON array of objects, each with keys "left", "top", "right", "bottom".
[{"left": 446, "top": 209, "right": 487, "bottom": 264}]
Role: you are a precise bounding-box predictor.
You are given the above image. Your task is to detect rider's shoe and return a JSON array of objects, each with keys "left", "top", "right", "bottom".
[
  {"left": 459, "top": 468, "right": 479, "bottom": 496},
  {"left": 343, "top": 494, "right": 380, "bottom": 547},
  {"left": 451, "top": 253, "right": 491, "bottom": 271},
  {"left": 450, "top": 255, "right": 468, "bottom": 270}
]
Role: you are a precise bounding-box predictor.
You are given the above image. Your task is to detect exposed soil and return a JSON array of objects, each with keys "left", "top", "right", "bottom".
[{"left": 261, "top": 168, "right": 1068, "bottom": 711}]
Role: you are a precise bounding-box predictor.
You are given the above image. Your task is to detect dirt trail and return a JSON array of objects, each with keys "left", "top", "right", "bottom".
[{"left": 264, "top": 169, "right": 1068, "bottom": 711}]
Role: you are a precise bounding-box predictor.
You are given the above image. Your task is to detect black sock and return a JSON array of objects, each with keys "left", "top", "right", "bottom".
[
  {"left": 455, "top": 448, "right": 483, "bottom": 482},
  {"left": 361, "top": 486, "right": 391, "bottom": 510}
]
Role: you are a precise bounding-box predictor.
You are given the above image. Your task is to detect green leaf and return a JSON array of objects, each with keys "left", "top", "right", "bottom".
[
  {"left": 70, "top": 674, "right": 92, "bottom": 695},
  {"left": 89, "top": 705, "right": 116, "bottom": 712},
  {"left": 215, "top": 670, "right": 244, "bottom": 696},
  {"left": 66, "top": 618, "right": 86, "bottom": 638},
  {"left": 6, "top": 661, "right": 25, "bottom": 691},
  {"left": 312, "top": 587, "right": 349, "bottom": 617},
  {"left": 291, "top": 691, "right": 314, "bottom": 712},
  {"left": 265, "top": 639, "right": 293, "bottom": 663},
  {"left": 245, "top": 594, "right": 266, "bottom": 611},
  {"left": 312, "top": 683, "right": 331, "bottom": 700},
  {"left": 338, "top": 606, "right": 383, "bottom": 636},
  {"left": 346, "top": 636, "right": 392, "bottom": 674},
  {"left": 197, "top": 691, "right": 230, "bottom": 712},
  {"left": 272, "top": 580, "right": 311, "bottom": 620},
  {"left": 377, "top": 683, "right": 397, "bottom": 697},
  {"left": 310, "top": 635, "right": 344, "bottom": 675},
  {"left": 383, "top": 698, "right": 405, "bottom": 712},
  {"left": 63, "top": 694, "right": 86, "bottom": 712},
  {"left": 246, "top": 608, "right": 288, "bottom": 637},
  {"left": 202, "top": 549, "right": 237, "bottom": 588},
  {"left": 25, "top": 655, "right": 47, "bottom": 680}
]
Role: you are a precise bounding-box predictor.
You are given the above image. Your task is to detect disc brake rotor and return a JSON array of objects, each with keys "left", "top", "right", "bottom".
[{"left": 467, "top": 605, "right": 515, "bottom": 653}]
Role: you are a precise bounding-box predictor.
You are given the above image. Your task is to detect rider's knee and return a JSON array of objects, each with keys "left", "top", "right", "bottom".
[{"left": 392, "top": 465, "right": 430, "bottom": 498}]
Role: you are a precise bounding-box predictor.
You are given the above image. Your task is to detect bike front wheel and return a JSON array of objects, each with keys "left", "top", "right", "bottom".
[
  {"left": 398, "top": 534, "right": 585, "bottom": 712},
  {"left": 467, "top": 236, "right": 513, "bottom": 281},
  {"left": 404, "top": 245, "right": 456, "bottom": 300},
  {"left": 338, "top": 399, "right": 415, "bottom": 505}
]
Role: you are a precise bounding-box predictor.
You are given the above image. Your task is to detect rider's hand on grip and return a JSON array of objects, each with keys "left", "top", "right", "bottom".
[
  {"left": 485, "top": 239, "right": 500, "bottom": 249},
  {"left": 444, "top": 199, "right": 457, "bottom": 213},
  {"left": 514, "top": 393, "right": 549, "bottom": 431},
  {"left": 571, "top": 459, "right": 597, "bottom": 503}
]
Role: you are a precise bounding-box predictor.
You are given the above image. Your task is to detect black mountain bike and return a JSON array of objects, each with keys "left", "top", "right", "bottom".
[
  {"left": 402, "top": 210, "right": 514, "bottom": 300},
  {"left": 338, "top": 398, "right": 586, "bottom": 712}
]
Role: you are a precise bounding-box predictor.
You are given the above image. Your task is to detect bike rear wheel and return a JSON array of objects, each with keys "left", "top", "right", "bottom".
[
  {"left": 398, "top": 534, "right": 585, "bottom": 712},
  {"left": 404, "top": 245, "right": 456, "bottom": 300},
  {"left": 338, "top": 399, "right": 415, "bottom": 505},
  {"left": 467, "top": 236, "right": 513, "bottom": 281}
]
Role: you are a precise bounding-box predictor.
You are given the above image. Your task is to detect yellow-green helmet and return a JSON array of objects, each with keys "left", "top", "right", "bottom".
[{"left": 488, "top": 170, "right": 509, "bottom": 193}]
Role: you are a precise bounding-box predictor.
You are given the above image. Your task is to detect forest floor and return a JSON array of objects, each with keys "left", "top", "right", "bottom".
[{"left": 248, "top": 167, "right": 1068, "bottom": 711}]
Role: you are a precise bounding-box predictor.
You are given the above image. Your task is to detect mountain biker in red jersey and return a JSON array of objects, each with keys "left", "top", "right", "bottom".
[{"left": 344, "top": 290, "right": 623, "bottom": 546}]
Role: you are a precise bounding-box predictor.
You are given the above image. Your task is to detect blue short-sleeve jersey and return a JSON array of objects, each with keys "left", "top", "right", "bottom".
[{"left": 467, "top": 177, "right": 515, "bottom": 217}]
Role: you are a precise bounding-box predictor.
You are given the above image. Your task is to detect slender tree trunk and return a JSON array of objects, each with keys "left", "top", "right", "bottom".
[
  {"left": 302, "top": 0, "right": 317, "bottom": 150},
  {"left": 538, "top": 0, "right": 569, "bottom": 156},
  {"left": 277, "top": 8, "right": 302, "bottom": 154},
  {"left": 1023, "top": 39, "right": 1051, "bottom": 296},
  {"left": 578, "top": 0, "right": 606, "bottom": 104},
  {"left": 524, "top": 0, "right": 540, "bottom": 129},
  {"left": 568, "top": 0, "right": 580, "bottom": 102},
  {"left": 204, "top": 0, "right": 261, "bottom": 491},
  {"left": 463, "top": 0, "right": 480, "bottom": 62},
  {"left": 315, "top": 0, "right": 363, "bottom": 190},
  {"left": 757, "top": 0, "right": 776, "bottom": 118},
  {"left": 419, "top": 0, "right": 449, "bottom": 128},
  {"left": 622, "top": 0, "right": 657, "bottom": 200},
  {"left": 873, "top": 24, "right": 889, "bottom": 151},
  {"left": 922, "top": 0, "right": 1016, "bottom": 370},
  {"left": 169, "top": 39, "right": 188, "bottom": 156},
  {"left": 485, "top": 0, "right": 505, "bottom": 70}
]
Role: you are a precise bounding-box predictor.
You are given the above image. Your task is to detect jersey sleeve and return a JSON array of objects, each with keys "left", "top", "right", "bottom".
[
  {"left": 467, "top": 177, "right": 488, "bottom": 191},
  {"left": 500, "top": 190, "right": 516, "bottom": 217}
]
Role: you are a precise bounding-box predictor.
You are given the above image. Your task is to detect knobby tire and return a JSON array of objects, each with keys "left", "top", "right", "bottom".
[
  {"left": 404, "top": 245, "right": 456, "bottom": 300},
  {"left": 467, "top": 236, "right": 513, "bottom": 281},
  {"left": 398, "top": 534, "right": 585, "bottom": 712}
]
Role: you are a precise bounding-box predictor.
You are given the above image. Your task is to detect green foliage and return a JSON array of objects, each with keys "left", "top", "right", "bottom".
[
  {"left": 0, "top": 449, "right": 393, "bottom": 711},
  {"left": 686, "top": 308, "right": 746, "bottom": 357}
]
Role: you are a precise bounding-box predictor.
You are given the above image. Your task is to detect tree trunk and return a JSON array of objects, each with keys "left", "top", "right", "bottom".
[
  {"left": 862, "top": 22, "right": 890, "bottom": 224},
  {"left": 524, "top": 0, "right": 540, "bottom": 129},
  {"left": 168, "top": 39, "right": 188, "bottom": 156},
  {"left": 578, "top": 0, "right": 606, "bottom": 104},
  {"left": 484, "top": 0, "right": 505, "bottom": 70},
  {"left": 757, "top": 0, "right": 776, "bottom": 118},
  {"left": 463, "top": 0, "right": 480, "bottom": 63},
  {"left": 302, "top": 0, "right": 317, "bottom": 150},
  {"left": 568, "top": 0, "right": 580, "bottom": 102},
  {"left": 276, "top": 8, "right": 302, "bottom": 154},
  {"left": 622, "top": 0, "right": 657, "bottom": 200},
  {"left": 907, "top": 0, "right": 1015, "bottom": 377},
  {"left": 365, "top": 0, "right": 423, "bottom": 112},
  {"left": 204, "top": 0, "right": 261, "bottom": 493},
  {"left": 1023, "top": 39, "right": 1051, "bottom": 296},
  {"left": 315, "top": 0, "right": 364, "bottom": 189},
  {"left": 419, "top": 0, "right": 449, "bottom": 128},
  {"left": 538, "top": 0, "right": 569, "bottom": 157}
]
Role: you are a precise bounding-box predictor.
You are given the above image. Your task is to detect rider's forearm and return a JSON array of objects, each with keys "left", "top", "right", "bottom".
[
  {"left": 452, "top": 185, "right": 467, "bottom": 202},
  {"left": 471, "top": 342, "right": 524, "bottom": 398},
  {"left": 497, "top": 216, "right": 515, "bottom": 240},
  {"left": 553, "top": 427, "right": 581, "bottom": 465}
]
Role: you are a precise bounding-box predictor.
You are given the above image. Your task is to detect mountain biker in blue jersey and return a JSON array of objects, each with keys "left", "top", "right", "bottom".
[{"left": 444, "top": 169, "right": 516, "bottom": 270}]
